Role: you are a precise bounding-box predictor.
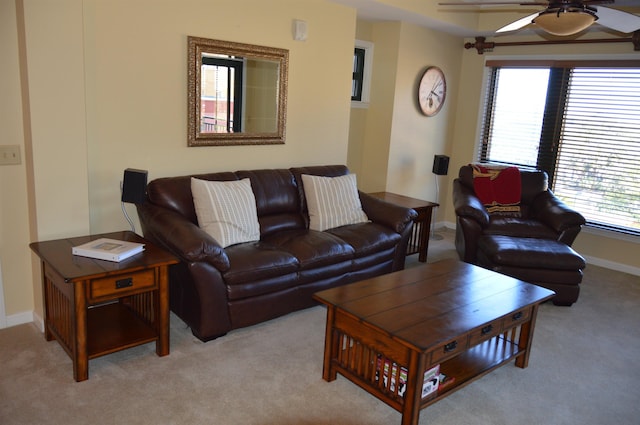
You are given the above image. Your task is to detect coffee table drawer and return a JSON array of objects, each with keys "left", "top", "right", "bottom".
[
  {"left": 88, "top": 269, "right": 156, "bottom": 302},
  {"left": 503, "top": 307, "right": 531, "bottom": 329},
  {"left": 469, "top": 319, "right": 503, "bottom": 346},
  {"left": 431, "top": 336, "right": 468, "bottom": 363}
]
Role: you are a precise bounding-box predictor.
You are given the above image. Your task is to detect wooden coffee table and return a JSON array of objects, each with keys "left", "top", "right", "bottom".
[{"left": 313, "top": 259, "right": 555, "bottom": 425}]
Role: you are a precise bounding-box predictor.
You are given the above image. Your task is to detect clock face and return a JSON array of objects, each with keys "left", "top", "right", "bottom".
[{"left": 418, "top": 67, "right": 446, "bottom": 117}]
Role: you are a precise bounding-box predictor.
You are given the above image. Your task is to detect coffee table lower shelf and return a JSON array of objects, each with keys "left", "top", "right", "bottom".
[{"left": 330, "top": 333, "right": 524, "bottom": 413}]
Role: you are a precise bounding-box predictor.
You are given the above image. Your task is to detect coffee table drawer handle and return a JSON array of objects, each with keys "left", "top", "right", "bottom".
[
  {"left": 444, "top": 341, "right": 458, "bottom": 353},
  {"left": 512, "top": 311, "right": 523, "bottom": 321},
  {"left": 481, "top": 324, "right": 493, "bottom": 335}
]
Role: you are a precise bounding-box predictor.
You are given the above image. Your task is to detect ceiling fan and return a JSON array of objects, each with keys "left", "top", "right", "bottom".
[{"left": 439, "top": 1, "right": 640, "bottom": 36}]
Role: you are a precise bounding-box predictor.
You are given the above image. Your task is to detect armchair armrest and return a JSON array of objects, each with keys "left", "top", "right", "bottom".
[
  {"left": 531, "top": 190, "right": 586, "bottom": 233},
  {"left": 359, "top": 192, "right": 418, "bottom": 234},
  {"left": 452, "top": 179, "right": 490, "bottom": 228},
  {"left": 136, "top": 203, "right": 231, "bottom": 272}
]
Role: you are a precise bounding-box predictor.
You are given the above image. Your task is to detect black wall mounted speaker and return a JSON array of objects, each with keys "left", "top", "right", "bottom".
[
  {"left": 432, "top": 155, "right": 449, "bottom": 176},
  {"left": 121, "top": 168, "right": 148, "bottom": 204}
]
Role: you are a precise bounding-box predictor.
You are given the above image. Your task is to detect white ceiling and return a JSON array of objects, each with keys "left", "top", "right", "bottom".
[{"left": 329, "top": 0, "right": 640, "bottom": 37}]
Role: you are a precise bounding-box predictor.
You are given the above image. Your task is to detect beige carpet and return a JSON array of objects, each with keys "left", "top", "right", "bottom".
[{"left": 1, "top": 229, "right": 639, "bottom": 425}]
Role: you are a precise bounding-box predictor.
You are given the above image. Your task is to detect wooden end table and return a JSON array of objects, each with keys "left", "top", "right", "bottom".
[
  {"left": 368, "top": 192, "right": 439, "bottom": 262},
  {"left": 314, "top": 259, "right": 555, "bottom": 425},
  {"left": 29, "top": 231, "right": 178, "bottom": 382}
]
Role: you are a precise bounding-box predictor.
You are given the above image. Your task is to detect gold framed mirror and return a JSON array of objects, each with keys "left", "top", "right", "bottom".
[{"left": 187, "top": 36, "right": 289, "bottom": 146}]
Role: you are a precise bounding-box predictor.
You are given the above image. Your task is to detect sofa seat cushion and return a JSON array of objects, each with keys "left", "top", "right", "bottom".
[
  {"left": 223, "top": 242, "right": 299, "bottom": 287},
  {"left": 478, "top": 235, "right": 586, "bottom": 270},
  {"left": 263, "top": 229, "right": 355, "bottom": 270},
  {"left": 327, "top": 222, "right": 401, "bottom": 258},
  {"left": 485, "top": 217, "right": 558, "bottom": 240}
]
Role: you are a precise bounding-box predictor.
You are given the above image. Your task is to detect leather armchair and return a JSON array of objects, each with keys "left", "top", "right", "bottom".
[{"left": 452, "top": 165, "right": 586, "bottom": 263}]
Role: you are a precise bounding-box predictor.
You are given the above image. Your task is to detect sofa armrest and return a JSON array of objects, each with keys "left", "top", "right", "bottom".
[
  {"left": 136, "top": 203, "right": 231, "bottom": 272},
  {"left": 531, "top": 190, "right": 586, "bottom": 233},
  {"left": 452, "top": 179, "right": 490, "bottom": 228},
  {"left": 359, "top": 192, "right": 418, "bottom": 234}
]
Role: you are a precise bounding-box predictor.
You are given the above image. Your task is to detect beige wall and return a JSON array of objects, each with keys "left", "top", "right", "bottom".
[{"left": 2, "top": 0, "right": 357, "bottom": 324}]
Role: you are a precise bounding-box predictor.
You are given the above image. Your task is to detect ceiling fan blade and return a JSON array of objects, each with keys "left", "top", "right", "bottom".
[
  {"left": 496, "top": 11, "right": 540, "bottom": 32},
  {"left": 439, "top": 2, "right": 547, "bottom": 5},
  {"left": 595, "top": 6, "right": 640, "bottom": 33}
]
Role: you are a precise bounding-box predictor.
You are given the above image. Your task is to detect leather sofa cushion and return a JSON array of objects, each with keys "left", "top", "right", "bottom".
[
  {"left": 223, "top": 242, "right": 299, "bottom": 286},
  {"left": 327, "top": 222, "right": 401, "bottom": 258},
  {"left": 478, "top": 235, "right": 586, "bottom": 270},
  {"left": 263, "top": 229, "right": 355, "bottom": 270}
]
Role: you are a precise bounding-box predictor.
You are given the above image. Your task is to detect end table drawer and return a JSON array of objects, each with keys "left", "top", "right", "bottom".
[{"left": 88, "top": 269, "right": 156, "bottom": 302}]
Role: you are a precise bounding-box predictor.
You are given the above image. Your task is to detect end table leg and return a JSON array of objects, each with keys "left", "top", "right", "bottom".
[
  {"left": 156, "top": 265, "right": 170, "bottom": 357},
  {"left": 73, "top": 282, "right": 89, "bottom": 382}
]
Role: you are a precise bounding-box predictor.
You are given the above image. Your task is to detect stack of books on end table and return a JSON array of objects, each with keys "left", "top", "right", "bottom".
[{"left": 72, "top": 238, "right": 145, "bottom": 262}]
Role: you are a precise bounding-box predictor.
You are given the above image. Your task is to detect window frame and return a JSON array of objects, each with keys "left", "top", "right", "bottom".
[
  {"left": 351, "top": 40, "right": 374, "bottom": 108},
  {"left": 476, "top": 57, "right": 640, "bottom": 238}
]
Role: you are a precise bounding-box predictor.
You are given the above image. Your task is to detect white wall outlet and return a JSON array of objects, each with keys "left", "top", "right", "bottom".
[{"left": 0, "top": 145, "right": 21, "bottom": 165}]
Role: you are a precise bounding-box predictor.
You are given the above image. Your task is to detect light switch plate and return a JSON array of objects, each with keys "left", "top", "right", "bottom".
[{"left": 0, "top": 145, "right": 21, "bottom": 165}]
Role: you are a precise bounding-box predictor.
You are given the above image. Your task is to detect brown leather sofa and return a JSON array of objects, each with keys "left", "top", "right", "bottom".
[
  {"left": 452, "top": 165, "right": 587, "bottom": 305},
  {"left": 137, "top": 165, "right": 417, "bottom": 341}
]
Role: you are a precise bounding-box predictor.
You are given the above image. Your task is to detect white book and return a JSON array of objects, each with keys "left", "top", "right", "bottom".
[{"left": 72, "top": 238, "right": 145, "bottom": 262}]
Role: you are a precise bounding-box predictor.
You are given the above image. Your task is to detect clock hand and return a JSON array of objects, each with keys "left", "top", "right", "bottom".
[{"left": 430, "top": 90, "right": 441, "bottom": 101}]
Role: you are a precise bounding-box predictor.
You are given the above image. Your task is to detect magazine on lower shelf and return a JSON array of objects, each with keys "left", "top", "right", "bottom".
[
  {"left": 375, "top": 354, "right": 441, "bottom": 399},
  {"left": 72, "top": 238, "right": 145, "bottom": 262}
]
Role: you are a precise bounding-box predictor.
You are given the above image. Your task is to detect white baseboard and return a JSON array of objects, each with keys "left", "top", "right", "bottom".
[
  {"left": 4, "top": 310, "right": 34, "bottom": 329},
  {"left": 583, "top": 255, "right": 640, "bottom": 277}
]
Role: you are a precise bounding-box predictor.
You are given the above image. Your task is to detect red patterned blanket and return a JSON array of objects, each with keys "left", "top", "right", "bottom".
[{"left": 471, "top": 164, "right": 521, "bottom": 214}]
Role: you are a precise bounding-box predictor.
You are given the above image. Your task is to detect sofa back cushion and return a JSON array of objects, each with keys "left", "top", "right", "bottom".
[
  {"left": 146, "top": 172, "right": 238, "bottom": 224},
  {"left": 145, "top": 165, "right": 353, "bottom": 239},
  {"left": 236, "top": 169, "right": 305, "bottom": 237}
]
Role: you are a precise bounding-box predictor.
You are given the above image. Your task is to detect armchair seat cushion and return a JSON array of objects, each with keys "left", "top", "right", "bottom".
[
  {"left": 485, "top": 217, "right": 559, "bottom": 240},
  {"left": 478, "top": 235, "right": 586, "bottom": 270}
]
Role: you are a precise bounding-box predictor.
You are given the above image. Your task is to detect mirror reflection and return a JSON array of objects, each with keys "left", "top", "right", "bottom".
[{"left": 188, "top": 37, "right": 288, "bottom": 146}]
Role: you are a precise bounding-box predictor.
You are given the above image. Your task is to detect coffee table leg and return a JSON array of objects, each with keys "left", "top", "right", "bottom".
[
  {"left": 401, "top": 351, "right": 426, "bottom": 425},
  {"left": 321, "top": 306, "right": 338, "bottom": 382},
  {"left": 515, "top": 304, "right": 540, "bottom": 369}
]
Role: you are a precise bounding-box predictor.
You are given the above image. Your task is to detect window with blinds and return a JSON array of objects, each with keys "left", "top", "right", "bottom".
[{"left": 479, "top": 62, "right": 640, "bottom": 236}]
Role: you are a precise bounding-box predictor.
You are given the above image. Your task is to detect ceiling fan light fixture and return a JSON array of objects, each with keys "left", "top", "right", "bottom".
[{"left": 533, "top": 7, "right": 598, "bottom": 36}]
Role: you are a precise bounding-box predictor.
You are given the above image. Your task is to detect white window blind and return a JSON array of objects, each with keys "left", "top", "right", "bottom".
[
  {"left": 479, "top": 62, "right": 640, "bottom": 235},
  {"left": 553, "top": 68, "right": 640, "bottom": 234}
]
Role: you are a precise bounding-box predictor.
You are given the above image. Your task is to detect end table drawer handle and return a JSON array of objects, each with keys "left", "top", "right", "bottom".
[
  {"left": 116, "top": 277, "right": 133, "bottom": 289},
  {"left": 444, "top": 341, "right": 458, "bottom": 353},
  {"left": 512, "top": 311, "right": 524, "bottom": 321},
  {"left": 481, "top": 324, "right": 493, "bottom": 335}
]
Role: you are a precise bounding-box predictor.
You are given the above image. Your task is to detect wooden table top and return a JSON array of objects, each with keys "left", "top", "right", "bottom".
[
  {"left": 368, "top": 192, "right": 439, "bottom": 209},
  {"left": 29, "top": 231, "right": 178, "bottom": 282},
  {"left": 314, "top": 259, "right": 555, "bottom": 352}
]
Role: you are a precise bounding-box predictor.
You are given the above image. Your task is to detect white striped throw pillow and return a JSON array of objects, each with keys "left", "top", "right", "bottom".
[
  {"left": 301, "top": 173, "right": 369, "bottom": 231},
  {"left": 191, "top": 177, "right": 260, "bottom": 248}
]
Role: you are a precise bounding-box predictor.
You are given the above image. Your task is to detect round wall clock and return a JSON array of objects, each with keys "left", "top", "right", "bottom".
[{"left": 418, "top": 66, "right": 446, "bottom": 117}]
